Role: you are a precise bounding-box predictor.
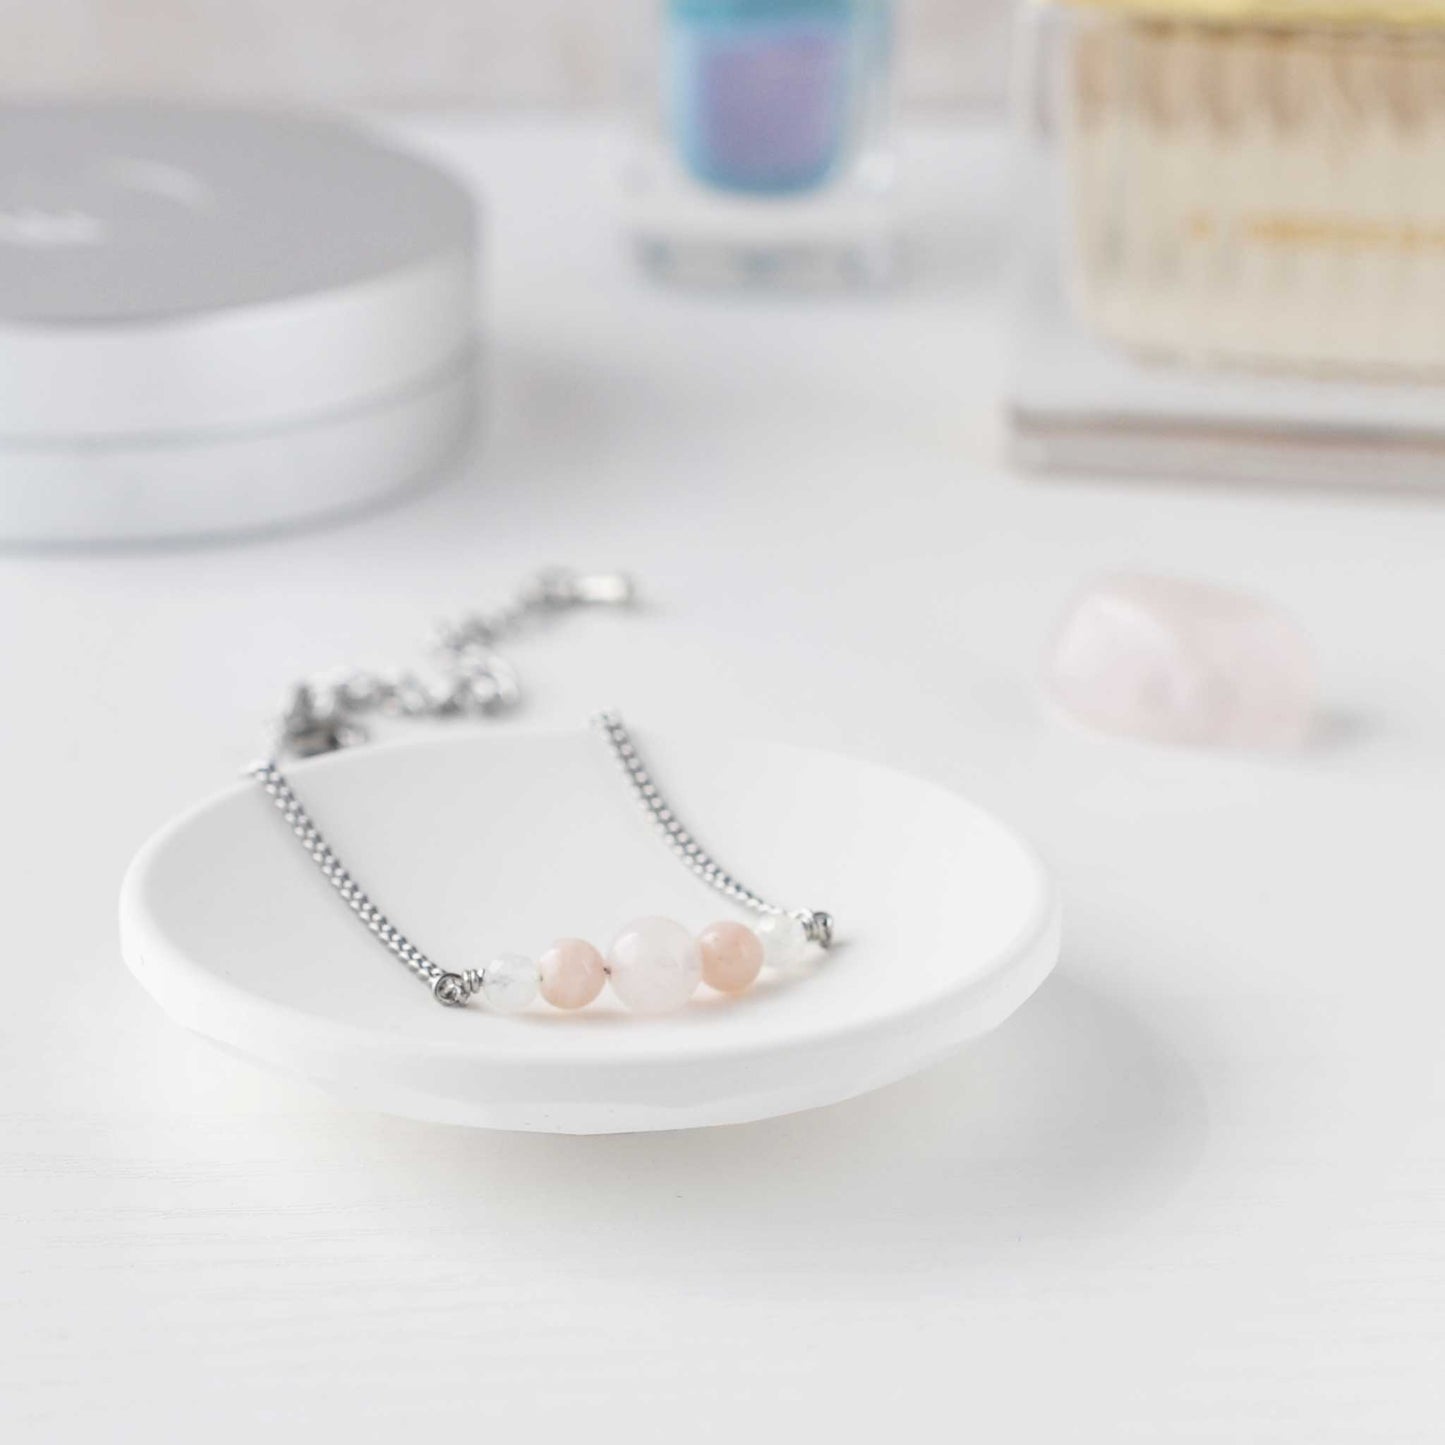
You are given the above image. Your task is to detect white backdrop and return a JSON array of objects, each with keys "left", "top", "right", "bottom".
[
  {"left": 0, "top": 0, "right": 1014, "bottom": 110},
  {"left": 4, "top": 117, "right": 1440, "bottom": 1443}
]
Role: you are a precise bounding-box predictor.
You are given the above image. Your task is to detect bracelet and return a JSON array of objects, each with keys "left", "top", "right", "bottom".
[{"left": 247, "top": 711, "right": 834, "bottom": 1016}]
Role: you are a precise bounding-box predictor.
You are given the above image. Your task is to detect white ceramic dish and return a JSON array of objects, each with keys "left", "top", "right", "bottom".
[{"left": 120, "top": 729, "right": 1061, "bottom": 1133}]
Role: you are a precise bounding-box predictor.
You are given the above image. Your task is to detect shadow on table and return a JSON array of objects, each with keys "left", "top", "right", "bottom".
[{"left": 332, "top": 970, "right": 1210, "bottom": 1280}]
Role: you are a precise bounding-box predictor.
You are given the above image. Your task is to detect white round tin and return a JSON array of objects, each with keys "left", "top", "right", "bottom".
[{"left": 0, "top": 105, "right": 479, "bottom": 543}]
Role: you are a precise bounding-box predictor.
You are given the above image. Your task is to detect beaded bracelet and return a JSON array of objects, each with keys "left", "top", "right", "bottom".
[{"left": 248, "top": 711, "right": 833, "bottom": 1016}]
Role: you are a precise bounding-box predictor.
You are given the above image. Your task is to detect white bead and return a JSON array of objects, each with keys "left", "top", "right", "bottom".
[
  {"left": 481, "top": 953, "right": 540, "bottom": 1013},
  {"left": 606, "top": 917, "right": 702, "bottom": 1015},
  {"left": 756, "top": 913, "right": 811, "bottom": 974}
]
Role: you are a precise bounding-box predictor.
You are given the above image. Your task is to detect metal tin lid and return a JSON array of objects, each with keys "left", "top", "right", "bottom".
[
  {"left": 1055, "top": 0, "right": 1445, "bottom": 28},
  {"left": 0, "top": 105, "right": 478, "bottom": 441}
]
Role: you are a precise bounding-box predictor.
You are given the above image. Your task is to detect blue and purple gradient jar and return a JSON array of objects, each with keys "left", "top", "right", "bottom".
[
  {"left": 667, "top": 0, "right": 861, "bottom": 195},
  {"left": 626, "top": 0, "right": 895, "bottom": 286}
]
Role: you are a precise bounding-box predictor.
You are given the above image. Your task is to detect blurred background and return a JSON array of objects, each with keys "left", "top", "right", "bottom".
[
  {"left": 5, "top": 2, "right": 1445, "bottom": 1441},
  {"left": 0, "top": 0, "right": 1012, "bottom": 109}
]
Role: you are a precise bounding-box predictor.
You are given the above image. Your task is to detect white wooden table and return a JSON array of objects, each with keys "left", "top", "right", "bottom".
[{"left": 2, "top": 120, "right": 1440, "bottom": 1441}]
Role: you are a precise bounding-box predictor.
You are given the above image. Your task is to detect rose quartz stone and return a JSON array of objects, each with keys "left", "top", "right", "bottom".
[
  {"left": 1048, "top": 573, "right": 1316, "bottom": 749},
  {"left": 697, "top": 920, "right": 764, "bottom": 994},
  {"left": 538, "top": 938, "right": 607, "bottom": 1011},
  {"left": 606, "top": 917, "right": 703, "bottom": 1015}
]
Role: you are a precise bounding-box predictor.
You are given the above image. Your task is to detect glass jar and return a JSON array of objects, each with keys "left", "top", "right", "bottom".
[
  {"left": 1012, "top": 1, "right": 1445, "bottom": 487},
  {"left": 1028, "top": 0, "right": 1445, "bottom": 375},
  {"left": 624, "top": 0, "right": 896, "bottom": 286}
]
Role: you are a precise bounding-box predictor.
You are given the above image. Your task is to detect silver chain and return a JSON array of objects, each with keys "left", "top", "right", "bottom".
[
  {"left": 247, "top": 757, "right": 475, "bottom": 1005},
  {"left": 273, "top": 567, "right": 636, "bottom": 758},
  {"left": 248, "top": 570, "right": 831, "bottom": 1009},
  {"left": 592, "top": 711, "right": 832, "bottom": 948}
]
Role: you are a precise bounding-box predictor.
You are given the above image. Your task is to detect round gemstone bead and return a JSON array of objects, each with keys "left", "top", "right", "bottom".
[
  {"left": 539, "top": 938, "right": 607, "bottom": 1010},
  {"left": 697, "top": 920, "right": 764, "bottom": 994},
  {"left": 481, "top": 952, "right": 540, "bottom": 1013},
  {"left": 756, "top": 912, "right": 811, "bottom": 974},
  {"left": 606, "top": 916, "right": 702, "bottom": 1015}
]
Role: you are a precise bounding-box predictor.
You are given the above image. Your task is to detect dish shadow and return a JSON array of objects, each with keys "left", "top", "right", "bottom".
[{"left": 331, "top": 969, "right": 1210, "bottom": 1282}]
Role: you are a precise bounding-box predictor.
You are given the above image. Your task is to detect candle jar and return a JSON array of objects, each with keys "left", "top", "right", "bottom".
[
  {"left": 624, "top": 0, "right": 896, "bottom": 286},
  {"left": 1012, "top": 1, "right": 1445, "bottom": 488}
]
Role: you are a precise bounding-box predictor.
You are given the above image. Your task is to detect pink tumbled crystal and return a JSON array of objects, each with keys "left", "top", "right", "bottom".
[{"left": 1048, "top": 573, "right": 1316, "bottom": 750}]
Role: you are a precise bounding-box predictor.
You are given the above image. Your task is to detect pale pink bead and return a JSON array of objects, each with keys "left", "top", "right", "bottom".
[
  {"left": 697, "top": 921, "right": 763, "bottom": 995},
  {"left": 538, "top": 938, "right": 607, "bottom": 1010},
  {"left": 606, "top": 917, "right": 702, "bottom": 1015}
]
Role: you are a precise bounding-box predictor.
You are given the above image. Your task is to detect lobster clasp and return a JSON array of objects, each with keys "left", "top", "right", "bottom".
[{"left": 278, "top": 683, "right": 366, "bottom": 758}]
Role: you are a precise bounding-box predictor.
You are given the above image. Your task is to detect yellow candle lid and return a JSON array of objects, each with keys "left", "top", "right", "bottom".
[{"left": 1056, "top": 0, "right": 1445, "bottom": 29}]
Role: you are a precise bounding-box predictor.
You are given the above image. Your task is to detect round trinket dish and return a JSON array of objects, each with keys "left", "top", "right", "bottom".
[
  {"left": 120, "top": 729, "right": 1061, "bottom": 1134},
  {"left": 0, "top": 104, "right": 479, "bottom": 544}
]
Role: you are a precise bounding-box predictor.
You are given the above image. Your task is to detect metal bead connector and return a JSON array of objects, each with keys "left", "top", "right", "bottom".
[
  {"left": 431, "top": 972, "right": 474, "bottom": 1007},
  {"left": 798, "top": 911, "right": 834, "bottom": 950}
]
